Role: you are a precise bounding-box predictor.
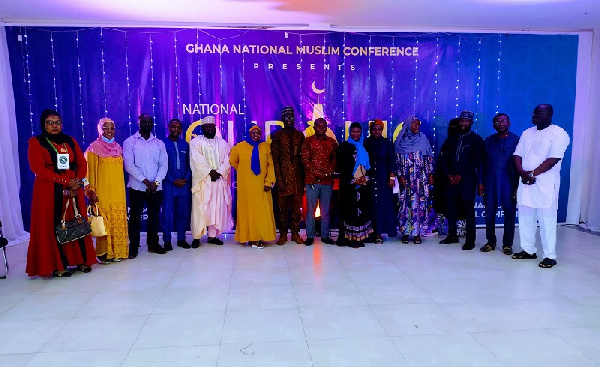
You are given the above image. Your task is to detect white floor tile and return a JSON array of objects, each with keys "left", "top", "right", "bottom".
[
  {"left": 134, "top": 312, "right": 225, "bottom": 348},
  {"left": 473, "top": 329, "right": 599, "bottom": 366},
  {"left": 26, "top": 350, "right": 128, "bottom": 367},
  {"left": 221, "top": 308, "right": 305, "bottom": 344},
  {"left": 123, "top": 345, "right": 220, "bottom": 367},
  {"left": 217, "top": 340, "right": 312, "bottom": 367},
  {"left": 0, "top": 319, "right": 68, "bottom": 354},
  {"left": 300, "top": 305, "right": 387, "bottom": 340},
  {"left": 41, "top": 315, "right": 148, "bottom": 352},
  {"left": 307, "top": 337, "right": 408, "bottom": 367},
  {"left": 370, "top": 303, "right": 467, "bottom": 336},
  {"left": 392, "top": 334, "right": 503, "bottom": 366}
]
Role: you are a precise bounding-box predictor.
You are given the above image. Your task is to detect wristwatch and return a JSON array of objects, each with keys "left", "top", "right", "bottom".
[{"left": 154, "top": 180, "right": 161, "bottom": 186}]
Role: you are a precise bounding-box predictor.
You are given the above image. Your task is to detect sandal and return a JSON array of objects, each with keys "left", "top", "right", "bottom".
[
  {"left": 479, "top": 243, "right": 495, "bottom": 252},
  {"left": 511, "top": 250, "right": 537, "bottom": 260},
  {"left": 413, "top": 236, "right": 421, "bottom": 244},
  {"left": 76, "top": 264, "right": 92, "bottom": 273},
  {"left": 401, "top": 235, "right": 409, "bottom": 244},
  {"left": 502, "top": 246, "right": 513, "bottom": 256},
  {"left": 52, "top": 270, "right": 72, "bottom": 278},
  {"left": 374, "top": 237, "right": 383, "bottom": 244},
  {"left": 538, "top": 258, "right": 557, "bottom": 268}
]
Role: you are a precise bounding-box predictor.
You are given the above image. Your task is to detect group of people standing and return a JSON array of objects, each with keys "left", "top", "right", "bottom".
[{"left": 25, "top": 103, "right": 569, "bottom": 277}]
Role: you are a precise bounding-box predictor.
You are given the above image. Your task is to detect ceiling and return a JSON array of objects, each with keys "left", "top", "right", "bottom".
[{"left": 0, "top": 0, "right": 599, "bottom": 32}]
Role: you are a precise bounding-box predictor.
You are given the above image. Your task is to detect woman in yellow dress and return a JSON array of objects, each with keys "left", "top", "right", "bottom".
[
  {"left": 85, "top": 118, "right": 129, "bottom": 262},
  {"left": 230, "top": 124, "right": 276, "bottom": 248}
]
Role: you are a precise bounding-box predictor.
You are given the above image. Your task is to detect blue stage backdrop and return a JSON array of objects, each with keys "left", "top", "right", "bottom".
[{"left": 5, "top": 27, "right": 577, "bottom": 230}]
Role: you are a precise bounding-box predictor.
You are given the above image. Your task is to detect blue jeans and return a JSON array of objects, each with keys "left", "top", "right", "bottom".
[{"left": 305, "top": 184, "right": 333, "bottom": 239}]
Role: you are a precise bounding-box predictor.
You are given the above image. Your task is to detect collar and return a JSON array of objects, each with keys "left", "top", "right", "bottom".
[{"left": 133, "top": 131, "right": 156, "bottom": 141}]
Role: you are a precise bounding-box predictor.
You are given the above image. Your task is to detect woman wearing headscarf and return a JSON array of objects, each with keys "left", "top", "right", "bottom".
[
  {"left": 229, "top": 124, "right": 276, "bottom": 248},
  {"left": 26, "top": 109, "right": 97, "bottom": 277},
  {"left": 85, "top": 117, "right": 129, "bottom": 263},
  {"left": 395, "top": 116, "right": 434, "bottom": 244},
  {"left": 337, "top": 122, "right": 374, "bottom": 248},
  {"left": 364, "top": 119, "right": 398, "bottom": 244}
]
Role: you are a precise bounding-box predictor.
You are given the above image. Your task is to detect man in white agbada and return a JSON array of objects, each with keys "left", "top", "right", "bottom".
[
  {"left": 512, "top": 104, "right": 570, "bottom": 269},
  {"left": 190, "top": 116, "right": 233, "bottom": 247}
]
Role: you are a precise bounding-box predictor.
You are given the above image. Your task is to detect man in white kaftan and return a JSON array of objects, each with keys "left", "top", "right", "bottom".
[
  {"left": 189, "top": 116, "right": 233, "bottom": 247},
  {"left": 512, "top": 104, "right": 570, "bottom": 268}
]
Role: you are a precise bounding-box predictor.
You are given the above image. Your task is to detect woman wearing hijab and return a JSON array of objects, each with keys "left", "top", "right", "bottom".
[
  {"left": 26, "top": 109, "right": 97, "bottom": 277},
  {"left": 85, "top": 118, "right": 129, "bottom": 263},
  {"left": 337, "top": 122, "right": 374, "bottom": 248},
  {"left": 364, "top": 119, "right": 398, "bottom": 244},
  {"left": 395, "top": 116, "right": 435, "bottom": 244},
  {"left": 229, "top": 124, "right": 276, "bottom": 248}
]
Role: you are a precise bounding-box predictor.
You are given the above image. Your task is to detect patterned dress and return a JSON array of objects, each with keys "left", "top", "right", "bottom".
[
  {"left": 337, "top": 142, "right": 373, "bottom": 242},
  {"left": 397, "top": 151, "right": 434, "bottom": 237}
]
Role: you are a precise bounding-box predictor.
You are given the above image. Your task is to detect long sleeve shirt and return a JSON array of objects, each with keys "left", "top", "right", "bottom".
[
  {"left": 123, "top": 132, "right": 168, "bottom": 192},
  {"left": 301, "top": 135, "right": 338, "bottom": 185},
  {"left": 162, "top": 137, "right": 192, "bottom": 193}
]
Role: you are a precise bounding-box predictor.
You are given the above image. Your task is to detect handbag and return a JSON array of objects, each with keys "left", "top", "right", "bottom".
[
  {"left": 55, "top": 197, "right": 92, "bottom": 244},
  {"left": 87, "top": 204, "right": 107, "bottom": 237}
]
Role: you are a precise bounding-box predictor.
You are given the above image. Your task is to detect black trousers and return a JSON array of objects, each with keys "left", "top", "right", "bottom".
[
  {"left": 128, "top": 189, "right": 163, "bottom": 252},
  {"left": 485, "top": 199, "right": 517, "bottom": 247},
  {"left": 446, "top": 196, "right": 476, "bottom": 244}
]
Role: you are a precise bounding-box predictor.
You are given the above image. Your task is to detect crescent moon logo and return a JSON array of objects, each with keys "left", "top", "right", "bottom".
[{"left": 312, "top": 81, "right": 325, "bottom": 94}]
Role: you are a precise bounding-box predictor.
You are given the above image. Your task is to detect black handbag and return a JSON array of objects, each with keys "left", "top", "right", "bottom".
[{"left": 55, "top": 197, "right": 92, "bottom": 244}]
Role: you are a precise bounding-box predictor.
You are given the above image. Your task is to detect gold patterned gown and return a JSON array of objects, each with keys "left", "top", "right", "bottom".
[{"left": 86, "top": 152, "right": 129, "bottom": 259}]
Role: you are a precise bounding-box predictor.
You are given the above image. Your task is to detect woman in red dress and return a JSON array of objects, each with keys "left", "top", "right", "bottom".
[{"left": 26, "top": 109, "right": 97, "bottom": 277}]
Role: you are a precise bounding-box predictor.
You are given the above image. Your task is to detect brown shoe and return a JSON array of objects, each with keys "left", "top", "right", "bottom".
[
  {"left": 277, "top": 234, "right": 287, "bottom": 245},
  {"left": 291, "top": 233, "right": 305, "bottom": 244}
]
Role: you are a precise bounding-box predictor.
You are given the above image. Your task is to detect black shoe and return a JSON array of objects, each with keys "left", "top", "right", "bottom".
[
  {"left": 148, "top": 245, "right": 166, "bottom": 254},
  {"left": 462, "top": 242, "right": 476, "bottom": 250},
  {"left": 177, "top": 240, "right": 191, "bottom": 249},
  {"left": 336, "top": 238, "right": 347, "bottom": 247},
  {"left": 128, "top": 247, "right": 138, "bottom": 259},
  {"left": 191, "top": 239, "right": 200, "bottom": 248},
  {"left": 322, "top": 237, "right": 335, "bottom": 245},
  {"left": 439, "top": 236, "right": 459, "bottom": 244},
  {"left": 207, "top": 237, "right": 224, "bottom": 245},
  {"left": 305, "top": 238, "right": 314, "bottom": 246},
  {"left": 164, "top": 242, "right": 173, "bottom": 252}
]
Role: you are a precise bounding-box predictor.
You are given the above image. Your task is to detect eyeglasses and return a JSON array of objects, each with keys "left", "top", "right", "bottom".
[
  {"left": 102, "top": 127, "right": 115, "bottom": 131},
  {"left": 45, "top": 120, "right": 62, "bottom": 126}
]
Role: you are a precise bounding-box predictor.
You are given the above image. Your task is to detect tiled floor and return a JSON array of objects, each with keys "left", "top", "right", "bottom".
[{"left": 1, "top": 226, "right": 600, "bottom": 366}]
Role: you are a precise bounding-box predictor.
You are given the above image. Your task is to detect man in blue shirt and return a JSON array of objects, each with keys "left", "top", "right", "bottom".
[
  {"left": 161, "top": 118, "right": 192, "bottom": 251},
  {"left": 123, "top": 113, "right": 168, "bottom": 258},
  {"left": 478, "top": 113, "right": 519, "bottom": 255}
]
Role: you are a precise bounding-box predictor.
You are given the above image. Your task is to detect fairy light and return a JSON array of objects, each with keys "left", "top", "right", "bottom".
[
  {"left": 174, "top": 31, "right": 181, "bottom": 116},
  {"left": 496, "top": 36, "right": 502, "bottom": 114},
  {"left": 476, "top": 38, "right": 482, "bottom": 130},
  {"left": 242, "top": 41, "right": 247, "bottom": 133},
  {"left": 196, "top": 29, "right": 202, "bottom": 119},
  {"left": 455, "top": 36, "right": 461, "bottom": 116},
  {"left": 23, "top": 28, "right": 34, "bottom": 136},
  {"left": 367, "top": 36, "right": 372, "bottom": 116},
  {"left": 49, "top": 31, "right": 58, "bottom": 110},
  {"left": 75, "top": 31, "right": 85, "bottom": 144},
  {"left": 150, "top": 33, "right": 156, "bottom": 119},
  {"left": 125, "top": 31, "right": 132, "bottom": 135},
  {"left": 390, "top": 37, "right": 395, "bottom": 133},
  {"left": 299, "top": 34, "right": 303, "bottom": 122},
  {"left": 342, "top": 33, "right": 346, "bottom": 135},
  {"left": 413, "top": 38, "right": 418, "bottom": 116},
  {"left": 100, "top": 28, "right": 107, "bottom": 116},
  {"left": 433, "top": 36, "right": 439, "bottom": 152},
  {"left": 323, "top": 33, "right": 327, "bottom": 109}
]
